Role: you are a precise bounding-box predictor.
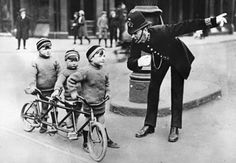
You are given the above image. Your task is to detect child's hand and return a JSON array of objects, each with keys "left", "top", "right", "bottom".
[
  {"left": 25, "top": 86, "right": 36, "bottom": 94},
  {"left": 51, "top": 90, "right": 60, "bottom": 98},
  {"left": 71, "top": 91, "right": 78, "bottom": 99}
]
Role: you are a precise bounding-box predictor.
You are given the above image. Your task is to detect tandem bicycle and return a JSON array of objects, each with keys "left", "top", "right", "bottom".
[{"left": 21, "top": 88, "right": 109, "bottom": 162}]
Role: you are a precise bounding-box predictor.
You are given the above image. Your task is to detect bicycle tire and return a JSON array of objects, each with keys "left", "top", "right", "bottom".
[
  {"left": 87, "top": 121, "right": 107, "bottom": 162},
  {"left": 21, "top": 102, "right": 39, "bottom": 132}
]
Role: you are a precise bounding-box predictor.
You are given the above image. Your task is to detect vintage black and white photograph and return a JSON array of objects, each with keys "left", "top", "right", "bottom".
[{"left": 0, "top": 0, "right": 236, "bottom": 163}]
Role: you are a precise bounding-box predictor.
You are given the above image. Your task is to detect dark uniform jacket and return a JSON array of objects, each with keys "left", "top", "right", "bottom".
[{"left": 127, "top": 18, "right": 218, "bottom": 79}]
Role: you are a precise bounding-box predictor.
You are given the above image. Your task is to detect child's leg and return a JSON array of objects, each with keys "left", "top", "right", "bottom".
[
  {"left": 39, "top": 90, "right": 53, "bottom": 133},
  {"left": 97, "top": 114, "right": 120, "bottom": 148},
  {"left": 39, "top": 102, "right": 49, "bottom": 133},
  {"left": 65, "top": 102, "right": 73, "bottom": 129},
  {"left": 74, "top": 102, "right": 82, "bottom": 125},
  {"left": 82, "top": 116, "right": 90, "bottom": 152}
]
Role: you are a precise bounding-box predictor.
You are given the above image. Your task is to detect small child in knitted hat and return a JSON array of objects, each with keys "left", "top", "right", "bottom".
[
  {"left": 51, "top": 49, "right": 81, "bottom": 139},
  {"left": 26, "top": 38, "right": 61, "bottom": 133},
  {"left": 67, "top": 45, "right": 120, "bottom": 151}
]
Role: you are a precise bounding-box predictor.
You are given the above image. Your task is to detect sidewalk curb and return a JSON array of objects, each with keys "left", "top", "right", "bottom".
[{"left": 110, "top": 81, "right": 222, "bottom": 117}]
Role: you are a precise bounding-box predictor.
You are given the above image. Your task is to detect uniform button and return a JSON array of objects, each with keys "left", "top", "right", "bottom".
[
  {"left": 160, "top": 55, "right": 163, "bottom": 58},
  {"left": 147, "top": 45, "right": 150, "bottom": 48},
  {"left": 157, "top": 53, "right": 160, "bottom": 55},
  {"left": 150, "top": 48, "right": 153, "bottom": 51},
  {"left": 154, "top": 51, "right": 157, "bottom": 54}
]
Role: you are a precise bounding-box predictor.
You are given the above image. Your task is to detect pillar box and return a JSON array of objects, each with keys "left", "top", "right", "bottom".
[{"left": 129, "top": 6, "right": 163, "bottom": 103}]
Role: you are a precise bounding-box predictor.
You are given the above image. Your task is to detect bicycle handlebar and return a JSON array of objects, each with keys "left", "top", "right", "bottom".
[
  {"left": 77, "top": 95, "right": 110, "bottom": 107},
  {"left": 25, "top": 87, "right": 110, "bottom": 107}
]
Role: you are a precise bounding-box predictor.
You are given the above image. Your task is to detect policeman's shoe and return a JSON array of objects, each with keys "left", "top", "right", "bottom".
[
  {"left": 107, "top": 139, "right": 120, "bottom": 148},
  {"left": 135, "top": 125, "right": 155, "bottom": 138},
  {"left": 168, "top": 127, "right": 179, "bottom": 142}
]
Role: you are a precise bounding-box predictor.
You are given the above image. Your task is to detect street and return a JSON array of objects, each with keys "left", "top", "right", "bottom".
[{"left": 0, "top": 35, "right": 236, "bottom": 163}]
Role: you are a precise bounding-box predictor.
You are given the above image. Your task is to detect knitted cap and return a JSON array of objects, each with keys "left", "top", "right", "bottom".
[
  {"left": 65, "top": 49, "right": 80, "bottom": 61},
  {"left": 86, "top": 45, "right": 104, "bottom": 61},
  {"left": 36, "top": 38, "right": 52, "bottom": 50},
  {"left": 127, "top": 11, "right": 151, "bottom": 35}
]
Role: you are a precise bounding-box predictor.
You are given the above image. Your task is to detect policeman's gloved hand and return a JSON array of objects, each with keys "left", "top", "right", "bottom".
[
  {"left": 138, "top": 55, "right": 151, "bottom": 67},
  {"left": 216, "top": 13, "right": 227, "bottom": 27}
]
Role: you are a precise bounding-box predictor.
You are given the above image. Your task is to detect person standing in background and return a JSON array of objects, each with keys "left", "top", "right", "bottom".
[
  {"left": 116, "top": 3, "right": 127, "bottom": 45},
  {"left": 78, "top": 10, "right": 91, "bottom": 45},
  {"left": 71, "top": 12, "right": 79, "bottom": 44},
  {"left": 15, "top": 8, "right": 30, "bottom": 50},
  {"left": 109, "top": 10, "right": 118, "bottom": 48},
  {"left": 97, "top": 11, "right": 108, "bottom": 48}
]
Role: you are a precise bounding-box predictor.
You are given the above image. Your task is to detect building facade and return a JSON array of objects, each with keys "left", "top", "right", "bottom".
[{"left": 0, "top": 0, "right": 235, "bottom": 38}]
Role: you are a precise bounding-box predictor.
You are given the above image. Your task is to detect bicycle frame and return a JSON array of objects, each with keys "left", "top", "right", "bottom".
[
  {"left": 31, "top": 90, "right": 108, "bottom": 136},
  {"left": 22, "top": 89, "right": 109, "bottom": 161}
]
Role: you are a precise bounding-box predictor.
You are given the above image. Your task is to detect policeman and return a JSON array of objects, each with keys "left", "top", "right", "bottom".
[{"left": 126, "top": 11, "right": 227, "bottom": 142}]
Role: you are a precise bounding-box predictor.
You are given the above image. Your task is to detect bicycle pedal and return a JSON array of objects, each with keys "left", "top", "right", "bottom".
[
  {"left": 68, "top": 132, "right": 78, "bottom": 140},
  {"left": 31, "top": 123, "right": 40, "bottom": 127},
  {"left": 47, "top": 128, "right": 58, "bottom": 134}
]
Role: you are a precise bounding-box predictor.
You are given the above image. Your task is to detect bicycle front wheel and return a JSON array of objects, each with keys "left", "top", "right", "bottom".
[
  {"left": 87, "top": 121, "right": 107, "bottom": 162},
  {"left": 21, "top": 102, "right": 39, "bottom": 132}
]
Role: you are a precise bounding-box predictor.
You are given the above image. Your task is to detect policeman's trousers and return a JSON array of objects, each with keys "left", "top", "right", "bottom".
[{"left": 144, "top": 60, "right": 184, "bottom": 129}]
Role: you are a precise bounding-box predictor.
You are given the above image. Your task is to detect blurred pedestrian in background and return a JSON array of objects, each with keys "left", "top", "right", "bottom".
[
  {"left": 71, "top": 11, "right": 79, "bottom": 44},
  {"left": 109, "top": 10, "right": 118, "bottom": 48},
  {"left": 116, "top": 3, "right": 127, "bottom": 45},
  {"left": 97, "top": 11, "right": 108, "bottom": 47},
  {"left": 78, "top": 10, "right": 91, "bottom": 45},
  {"left": 15, "top": 8, "right": 30, "bottom": 50}
]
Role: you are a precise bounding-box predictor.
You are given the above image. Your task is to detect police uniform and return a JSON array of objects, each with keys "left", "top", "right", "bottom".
[{"left": 127, "top": 11, "right": 219, "bottom": 141}]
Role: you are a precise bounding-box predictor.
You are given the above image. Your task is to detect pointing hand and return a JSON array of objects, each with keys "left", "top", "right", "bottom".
[{"left": 216, "top": 13, "right": 227, "bottom": 27}]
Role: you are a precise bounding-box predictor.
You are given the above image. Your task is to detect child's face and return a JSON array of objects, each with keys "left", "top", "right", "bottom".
[
  {"left": 39, "top": 46, "right": 51, "bottom": 58},
  {"left": 90, "top": 49, "right": 106, "bottom": 66},
  {"left": 66, "top": 58, "right": 79, "bottom": 69}
]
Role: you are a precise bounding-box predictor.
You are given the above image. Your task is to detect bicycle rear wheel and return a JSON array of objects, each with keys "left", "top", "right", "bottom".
[
  {"left": 21, "top": 102, "right": 39, "bottom": 132},
  {"left": 87, "top": 121, "right": 107, "bottom": 162}
]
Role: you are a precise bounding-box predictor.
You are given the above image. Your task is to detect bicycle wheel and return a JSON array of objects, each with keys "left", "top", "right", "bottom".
[
  {"left": 87, "top": 121, "right": 107, "bottom": 162},
  {"left": 21, "top": 102, "right": 39, "bottom": 132}
]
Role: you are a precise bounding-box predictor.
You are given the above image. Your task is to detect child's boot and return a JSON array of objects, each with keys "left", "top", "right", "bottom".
[
  {"left": 105, "top": 128, "right": 120, "bottom": 148},
  {"left": 82, "top": 130, "right": 89, "bottom": 153},
  {"left": 39, "top": 118, "right": 47, "bottom": 133},
  {"left": 48, "top": 111, "right": 57, "bottom": 133}
]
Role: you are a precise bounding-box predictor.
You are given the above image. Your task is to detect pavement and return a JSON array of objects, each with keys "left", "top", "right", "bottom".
[{"left": 0, "top": 33, "right": 236, "bottom": 163}]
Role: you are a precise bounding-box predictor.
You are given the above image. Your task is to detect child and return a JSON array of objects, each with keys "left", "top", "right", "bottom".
[
  {"left": 26, "top": 38, "right": 61, "bottom": 133},
  {"left": 67, "top": 45, "right": 120, "bottom": 152},
  {"left": 51, "top": 49, "right": 82, "bottom": 139},
  {"left": 97, "top": 11, "right": 108, "bottom": 47}
]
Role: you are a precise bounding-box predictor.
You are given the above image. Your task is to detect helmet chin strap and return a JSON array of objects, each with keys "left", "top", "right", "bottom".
[{"left": 135, "top": 29, "right": 144, "bottom": 43}]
